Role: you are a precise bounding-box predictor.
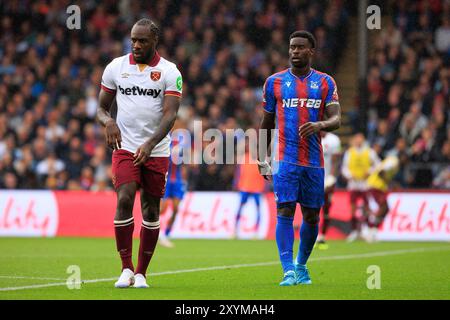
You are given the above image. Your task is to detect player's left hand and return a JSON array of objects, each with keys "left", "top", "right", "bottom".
[
  {"left": 299, "top": 122, "right": 323, "bottom": 138},
  {"left": 133, "top": 142, "right": 154, "bottom": 166}
]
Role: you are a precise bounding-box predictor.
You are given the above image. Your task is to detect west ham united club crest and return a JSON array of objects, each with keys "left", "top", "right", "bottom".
[{"left": 150, "top": 71, "right": 161, "bottom": 81}]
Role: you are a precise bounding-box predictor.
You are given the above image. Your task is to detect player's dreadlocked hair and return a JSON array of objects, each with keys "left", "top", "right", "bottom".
[
  {"left": 135, "top": 18, "right": 160, "bottom": 38},
  {"left": 289, "top": 30, "right": 316, "bottom": 48}
]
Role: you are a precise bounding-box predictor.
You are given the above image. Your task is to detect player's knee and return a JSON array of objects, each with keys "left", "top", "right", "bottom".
[
  {"left": 277, "top": 205, "right": 295, "bottom": 218},
  {"left": 117, "top": 193, "right": 134, "bottom": 215},
  {"left": 142, "top": 211, "right": 159, "bottom": 222},
  {"left": 115, "top": 212, "right": 132, "bottom": 221},
  {"left": 304, "top": 214, "right": 320, "bottom": 225},
  {"left": 142, "top": 204, "right": 159, "bottom": 222},
  {"left": 172, "top": 201, "right": 180, "bottom": 213},
  {"left": 302, "top": 208, "right": 320, "bottom": 225}
]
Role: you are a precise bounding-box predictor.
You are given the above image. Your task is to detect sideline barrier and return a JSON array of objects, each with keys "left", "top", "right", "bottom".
[{"left": 0, "top": 190, "right": 448, "bottom": 241}]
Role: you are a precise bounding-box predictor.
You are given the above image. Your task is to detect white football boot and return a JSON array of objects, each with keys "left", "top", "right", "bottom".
[
  {"left": 346, "top": 230, "right": 360, "bottom": 242},
  {"left": 159, "top": 235, "right": 175, "bottom": 248},
  {"left": 133, "top": 273, "right": 149, "bottom": 288},
  {"left": 114, "top": 268, "right": 135, "bottom": 288}
]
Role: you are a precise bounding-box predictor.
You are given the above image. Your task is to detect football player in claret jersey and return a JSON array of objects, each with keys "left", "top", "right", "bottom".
[
  {"left": 257, "top": 31, "right": 341, "bottom": 286},
  {"left": 96, "top": 19, "right": 182, "bottom": 288},
  {"left": 365, "top": 154, "right": 399, "bottom": 242}
]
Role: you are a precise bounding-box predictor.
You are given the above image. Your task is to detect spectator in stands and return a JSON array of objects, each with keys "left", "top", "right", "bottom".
[
  {"left": 433, "top": 166, "right": 450, "bottom": 189},
  {"left": 365, "top": 0, "right": 449, "bottom": 189}
]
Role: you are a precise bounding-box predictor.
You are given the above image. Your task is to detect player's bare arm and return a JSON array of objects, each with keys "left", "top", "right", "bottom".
[
  {"left": 331, "top": 152, "right": 340, "bottom": 177},
  {"left": 133, "top": 95, "right": 180, "bottom": 166},
  {"left": 257, "top": 110, "right": 275, "bottom": 180},
  {"left": 299, "top": 103, "right": 341, "bottom": 138},
  {"left": 97, "top": 90, "right": 122, "bottom": 150}
]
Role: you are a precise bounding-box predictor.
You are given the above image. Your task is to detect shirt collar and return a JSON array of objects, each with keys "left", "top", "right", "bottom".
[
  {"left": 288, "top": 68, "right": 314, "bottom": 80},
  {"left": 129, "top": 51, "right": 160, "bottom": 67}
]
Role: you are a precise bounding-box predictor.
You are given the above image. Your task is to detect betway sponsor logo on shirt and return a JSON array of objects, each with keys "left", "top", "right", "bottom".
[
  {"left": 282, "top": 98, "right": 322, "bottom": 108},
  {"left": 118, "top": 85, "right": 161, "bottom": 97}
]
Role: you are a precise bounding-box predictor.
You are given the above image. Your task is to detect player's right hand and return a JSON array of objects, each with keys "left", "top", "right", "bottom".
[
  {"left": 105, "top": 119, "right": 122, "bottom": 150},
  {"left": 257, "top": 160, "right": 272, "bottom": 181}
]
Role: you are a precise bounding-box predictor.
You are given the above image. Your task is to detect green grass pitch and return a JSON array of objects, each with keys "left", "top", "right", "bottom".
[{"left": 0, "top": 238, "right": 449, "bottom": 300}]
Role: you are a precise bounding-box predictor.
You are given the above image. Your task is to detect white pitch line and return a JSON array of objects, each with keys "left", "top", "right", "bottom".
[
  {"left": 310, "top": 246, "right": 450, "bottom": 261},
  {"left": 0, "top": 246, "right": 449, "bottom": 292},
  {"left": 0, "top": 276, "right": 67, "bottom": 281}
]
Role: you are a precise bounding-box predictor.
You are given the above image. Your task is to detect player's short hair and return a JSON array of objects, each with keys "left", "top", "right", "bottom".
[
  {"left": 289, "top": 30, "right": 316, "bottom": 48},
  {"left": 134, "top": 18, "right": 160, "bottom": 38}
]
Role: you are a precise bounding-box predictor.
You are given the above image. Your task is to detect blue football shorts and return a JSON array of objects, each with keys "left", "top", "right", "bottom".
[
  {"left": 164, "top": 180, "right": 186, "bottom": 199},
  {"left": 272, "top": 161, "right": 324, "bottom": 209},
  {"left": 239, "top": 192, "right": 261, "bottom": 206}
]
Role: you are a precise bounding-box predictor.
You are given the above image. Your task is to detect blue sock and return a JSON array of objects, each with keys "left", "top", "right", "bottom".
[
  {"left": 165, "top": 226, "right": 172, "bottom": 237},
  {"left": 297, "top": 222, "right": 319, "bottom": 265},
  {"left": 235, "top": 204, "right": 243, "bottom": 230},
  {"left": 254, "top": 196, "right": 261, "bottom": 230},
  {"left": 276, "top": 215, "right": 295, "bottom": 274},
  {"left": 255, "top": 207, "right": 261, "bottom": 230}
]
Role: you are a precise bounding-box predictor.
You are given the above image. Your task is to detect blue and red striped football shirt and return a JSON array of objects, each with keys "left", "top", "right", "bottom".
[
  {"left": 263, "top": 68, "right": 339, "bottom": 168},
  {"left": 167, "top": 133, "right": 187, "bottom": 183}
]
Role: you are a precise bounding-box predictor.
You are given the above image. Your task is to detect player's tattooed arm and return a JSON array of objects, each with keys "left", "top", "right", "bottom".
[
  {"left": 257, "top": 111, "right": 275, "bottom": 180},
  {"left": 97, "top": 90, "right": 122, "bottom": 150},
  {"left": 299, "top": 103, "right": 341, "bottom": 138},
  {"left": 133, "top": 95, "right": 180, "bottom": 166}
]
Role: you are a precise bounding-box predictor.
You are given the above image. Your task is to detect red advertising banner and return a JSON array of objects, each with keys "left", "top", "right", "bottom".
[
  {"left": 0, "top": 191, "right": 58, "bottom": 237},
  {"left": 378, "top": 193, "right": 450, "bottom": 241},
  {"left": 0, "top": 190, "right": 449, "bottom": 241},
  {"left": 55, "top": 191, "right": 144, "bottom": 238}
]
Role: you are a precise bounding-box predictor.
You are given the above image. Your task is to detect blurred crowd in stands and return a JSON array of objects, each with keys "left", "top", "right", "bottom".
[
  {"left": 0, "top": 0, "right": 348, "bottom": 190},
  {"left": 365, "top": 0, "right": 449, "bottom": 189},
  {"left": 0, "top": 0, "right": 448, "bottom": 191}
]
